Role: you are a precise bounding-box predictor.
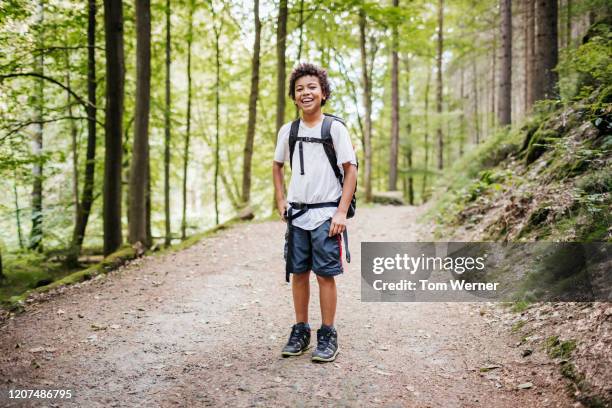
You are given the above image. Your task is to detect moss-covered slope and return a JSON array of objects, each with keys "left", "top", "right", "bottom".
[{"left": 429, "top": 85, "right": 611, "bottom": 244}]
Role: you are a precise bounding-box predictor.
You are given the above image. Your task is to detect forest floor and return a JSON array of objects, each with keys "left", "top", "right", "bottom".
[{"left": 0, "top": 205, "right": 577, "bottom": 407}]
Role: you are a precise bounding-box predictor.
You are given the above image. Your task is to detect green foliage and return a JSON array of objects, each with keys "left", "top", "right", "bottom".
[
  {"left": 510, "top": 300, "right": 531, "bottom": 313},
  {"left": 524, "top": 128, "right": 561, "bottom": 165},
  {"left": 547, "top": 338, "right": 577, "bottom": 359},
  {"left": 462, "top": 169, "right": 509, "bottom": 202},
  {"left": 0, "top": 250, "right": 58, "bottom": 304},
  {"left": 576, "top": 168, "right": 612, "bottom": 194},
  {"left": 558, "top": 20, "right": 612, "bottom": 100}
]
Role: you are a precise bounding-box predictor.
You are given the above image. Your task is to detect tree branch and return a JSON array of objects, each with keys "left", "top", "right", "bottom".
[
  {"left": 1, "top": 116, "right": 100, "bottom": 141},
  {"left": 0, "top": 72, "right": 94, "bottom": 110}
]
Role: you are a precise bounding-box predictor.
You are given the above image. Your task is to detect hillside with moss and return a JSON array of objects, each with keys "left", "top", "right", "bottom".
[{"left": 429, "top": 85, "right": 610, "bottom": 243}]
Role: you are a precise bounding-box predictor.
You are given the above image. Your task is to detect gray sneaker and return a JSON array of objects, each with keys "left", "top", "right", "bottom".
[
  {"left": 281, "top": 323, "right": 311, "bottom": 357},
  {"left": 312, "top": 325, "right": 339, "bottom": 362}
]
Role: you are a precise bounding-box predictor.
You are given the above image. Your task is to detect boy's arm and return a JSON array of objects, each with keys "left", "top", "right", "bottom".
[
  {"left": 329, "top": 162, "right": 357, "bottom": 237},
  {"left": 272, "top": 161, "right": 287, "bottom": 222}
]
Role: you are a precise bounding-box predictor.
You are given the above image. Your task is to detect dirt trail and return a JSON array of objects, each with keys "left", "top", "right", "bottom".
[{"left": 0, "top": 206, "right": 574, "bottom": 407}]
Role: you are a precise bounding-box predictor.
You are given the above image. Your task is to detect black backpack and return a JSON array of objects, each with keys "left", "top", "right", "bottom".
[{"left": 288, "top": 113, "right": 357, "bottom": 218}]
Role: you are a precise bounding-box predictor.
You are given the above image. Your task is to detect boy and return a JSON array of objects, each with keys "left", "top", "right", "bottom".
[{"left": 272, "top": 63, "right": 358, "bottom": 363}]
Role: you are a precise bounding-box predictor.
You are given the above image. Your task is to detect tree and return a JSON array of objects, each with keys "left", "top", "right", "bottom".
[
  {"left": 459, "top": 67, "right": 466, "bottom": 156},
  {"left": 128, "top": 0, "right": 151, "bottom": 246},
  {"left": 534, "top": 0, "right": 558, "bottom": 100},
  {"left": 64, "top": 40, "right": 80, "bottom": 247},
  {"left": 103, "top": 0, "right": 125, "bottom": 256},
  {"left": 68, "top": 0, "right": 100, "bottom": 264},
  {"left": 435, "top": 0, "right": 444, "bottom": 170},
  {"left": 388, "top": 0, "right": 400, "bottom": 191},
  {"left": 209, "top": 1, "right": 224, "bottom": 225},
  {"left": 421, "top": 64, "right": 431, "bottom": 201},
  {"left": 359, "top": 7, "right": 373, "bottom": 201},
  {"left": 30, "top": 0, "right": 44, "bottom": 251},
  {"left": 181, "top": 0, "right": 195, "bottom": 240},
  {"left": 498, "top": 0, "right": 512, "bottom": 125},
  {"left": 524, "top": 0, "right": 535, "bottom": 112},
  {"left": 241, "top": 0, "right": 261, "bottom": 206},
  {"left": 276, "top": 0, "right": 288, "bottom": 135},
  {"left": 402, "top": 57, "right": 413, "bottom": 205},
  {"left": 565, "top": 0, "right": 572, "bottom": 48},
  {"left": 164, "top": 0, "right": 172, "bottom": 246},
  {"left": 471, "top": 55, "right": 480, "bottom": 144},
  {"left": 489, "top": 27, "right": 497, "bottom": 130}
]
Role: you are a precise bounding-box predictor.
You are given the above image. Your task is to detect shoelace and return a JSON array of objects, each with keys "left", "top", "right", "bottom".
[
  {"left": 317, "top": 331, "right": 332, "bottom": 350},
  {"left": 289, "top": 326, "right": 305, "bottom": 344}
]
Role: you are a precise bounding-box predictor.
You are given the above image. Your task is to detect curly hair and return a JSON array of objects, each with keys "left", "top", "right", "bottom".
[{"left": 288, "top": 62, "right": 332, "bottom": 106}]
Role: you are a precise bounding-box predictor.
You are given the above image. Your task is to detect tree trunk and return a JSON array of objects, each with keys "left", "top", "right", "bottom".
[
  {"left": 534, "top": 0, "right": 558, "bottom": 101},
  {"left": 274, "top": 0, "right": 288, "bottom": 213},
  {"left": 213, "top": 22, "right": 221, "bottom": 225},
  {"left": 297, "top": 0, "right": 305, "bottom": 62},
  {"left": 181, "top": 0, "right": 194, "bottom": 240},
  {"left": 435, "top": 0, "right": 444, "bottom": 170},
  {"left": 276, "top": 0, "right": 287, "bottom": 135},
  {"left": 459, "top": 67, "right": 466, "bottom": 156},
  {"left": 490, "top": 28, "right": 497, "bottom": 130},
  {"left": 524, "top": 0, "right": 535, "bottom": 112},
  {"left": 164, "top": 0, "right": 172, "bottom": 246},
  {"left": 565, "top": 0, "right": 572, "bottom": 48},
  {"left": 122, "top": 118, "right": 131, "bottom": 228},
  {"left": 30, "top": 0, "right": 44, "bottom": 251},
  {"left": 421, "top": 66, "right": 431, "bottom": 202},
  {"left": 103, "top": 0, "right": 125, "bottom": 256},
  {"left": 359, "top": 8, "right": 373, "bottom": 202},
  {"left": 471, "top": 56, "right": 480, "bottom": 144},
  {"left": 498, "top": 0, "right": 512, "bottom": 125},
  {"left": 388, "top": 0, "right": 400, "bottom": 191},
  {"left": 403, "top": 57, "right": 414, "bottom": 205},
  {"left": 241, "top": 0, "right": 261, "bottom": 206},
  {"left": 64, "top": 43, "right": 80, "bottom": 240},
  {"left": 13, "top": 171, "right": 24, "bottom": 249},
  {"left": 128, "top": 0, "right": 151, "bottom": 246},
  {"left": 295, "top": 0, "right": 305, "bottom": 119},
  {"left": 145, "top": 160, "right": 152, "bottom": 247},
  {"left": 70, "top": 0, "right": 97, "bottom": 261}
]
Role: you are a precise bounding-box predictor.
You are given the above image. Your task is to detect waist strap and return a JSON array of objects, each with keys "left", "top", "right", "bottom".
[{"left": 285, "top": 202, "right": 351, "bottom": 283}]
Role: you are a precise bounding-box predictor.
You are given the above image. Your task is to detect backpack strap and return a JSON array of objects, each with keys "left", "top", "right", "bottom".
[
  {"left": 288, "top": 119, "right": 300, "bottom": 170},
  {"left": 321, "top": 115, "right": 344, "bottom": 185},
  {"left": 323, "top": 112, "right": 346, "bottom": 126}
]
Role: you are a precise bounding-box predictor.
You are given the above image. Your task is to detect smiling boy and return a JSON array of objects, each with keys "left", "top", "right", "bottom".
[{"left": 272, "top": 63, "right": 357, "bottom": 362}]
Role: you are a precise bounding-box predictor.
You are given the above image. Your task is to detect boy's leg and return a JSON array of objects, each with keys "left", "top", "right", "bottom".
[
  {"left": 316, "top": 275, "right": 336, "bottom": 326},
  {"left": 282, "top": 224, "right": 313, "bottom": 357},
  {"left": 292, "top": 271, "right": 311, "bottom": 324},
  {"left": 310, "top": 220, "right": 342, "bottom": 362}
]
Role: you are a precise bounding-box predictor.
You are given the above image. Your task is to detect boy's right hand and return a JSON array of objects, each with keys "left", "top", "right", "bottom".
[{"left": 277, "top": 199, "right": 288, "bottom": 222}]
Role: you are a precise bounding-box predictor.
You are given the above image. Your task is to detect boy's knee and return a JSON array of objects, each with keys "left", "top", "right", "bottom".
[
  {"left": 292, "top": 271, "right": 311, "bottom": 284},
  {"left": 316, "top": 274, "right": 336, "bottom": 285}
]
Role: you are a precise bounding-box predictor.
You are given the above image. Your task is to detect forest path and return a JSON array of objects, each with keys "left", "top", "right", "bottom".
[{"left": 0, "top": 206, "right": 573, "bottom": 407}]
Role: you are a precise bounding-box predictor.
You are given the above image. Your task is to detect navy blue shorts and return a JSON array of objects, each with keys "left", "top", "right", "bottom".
[{"left": 284, "top": 219, "right": 343, "bottom": 277}]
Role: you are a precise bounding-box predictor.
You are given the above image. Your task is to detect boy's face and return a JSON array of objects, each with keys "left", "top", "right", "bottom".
[{"left": 294, "top": 75, "right": 325, "bottom": 115}]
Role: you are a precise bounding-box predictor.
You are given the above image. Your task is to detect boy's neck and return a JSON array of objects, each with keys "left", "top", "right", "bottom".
[{"left": 301, "top": 109, "right": 323, "bottom": 127}]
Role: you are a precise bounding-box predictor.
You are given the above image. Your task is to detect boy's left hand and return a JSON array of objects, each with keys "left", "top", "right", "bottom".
[{"left": 329, "top": 211, "right": 347, "bottom": 237}]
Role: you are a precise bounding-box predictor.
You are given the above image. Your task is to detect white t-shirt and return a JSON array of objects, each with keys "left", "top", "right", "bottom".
[{"left": 274, "top": 117, "right": 357, "bottom": 230}]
